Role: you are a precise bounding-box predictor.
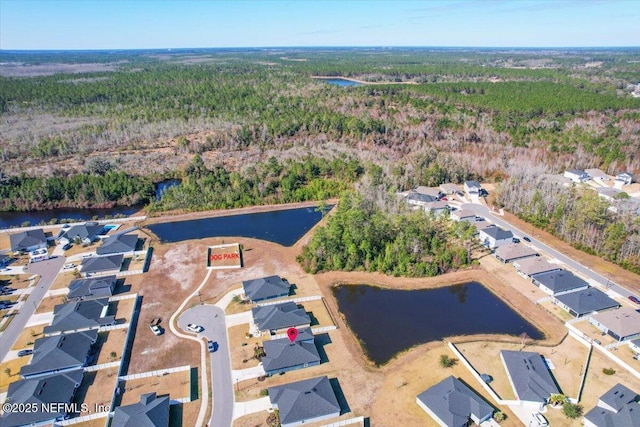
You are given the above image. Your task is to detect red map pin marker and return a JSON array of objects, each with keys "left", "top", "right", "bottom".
[{"left": 286, "top": 327, "right": 298, "bottom": 343}]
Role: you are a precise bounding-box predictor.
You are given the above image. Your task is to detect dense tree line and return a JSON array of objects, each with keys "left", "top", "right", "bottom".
[
  {"left": 147, "top": 155, "right": 363, "bottom": 212},
  {"left": 496, "top": 167, "right": 640, "bottom": 273},
  {"left": 297, "top": 191, "right": 472, "bottom": 277}
]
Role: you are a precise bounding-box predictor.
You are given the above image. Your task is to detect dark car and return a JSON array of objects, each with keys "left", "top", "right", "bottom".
[
  {"left": 208, "top": 341, "right": 218, "bottom": 353},
  {"left": 512, "top": 238, "right": 520, "bottom": 244},
  {"left": 62, "top": 243, "right": 72, "bottom": 251},
  {"left": 17, "top": 349, "right": 33, "bottom": 357},
  {"left": 629, "top": 296, "right": 640, "bottom": 304},
  {"left": 523, "top": 236, "right": 532, "bottom": 242}
]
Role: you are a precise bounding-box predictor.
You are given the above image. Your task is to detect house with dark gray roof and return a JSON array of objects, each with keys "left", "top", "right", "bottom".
[
  {"left": 252, "top": 301, "right": 311, "bottom": 334},
  {"left": 20, "top": 329, "right": 97, "bottom": 379},
  {"left": 500, "top": 350, "right": 560, "bottom": 408},
  {"left": 405, "top": 187, "right": 440, "bottom": 207},
  {"left": 0, "top": 368, "right": 83, "bottom": 427},
  {"left": 514, "top": 257, "right": 561, "bottom": 278},
  {"left": 464, "top": 181, "right": 482, "bottom": 195},
  {"left": 44, "top": 298, "right": 115, "bottom": 335},
  {"left": 597, "top": 186, "right": 625, "bottom": 202},
  {"left": 494, "top": 244, "right": 538, "bottom": 263},
  {"left": 478, "top": 227, "right": 513, "bottom": 249},
  {"left": 554, "top": 288, "right": 619, "bottom": 317},
  {"left": 80, "top": 254, "right": 123, "bottom": 276},
  {"left": 111, "top": 392, "right": 170, "bottom": 427},
  {"left": 67, "top": 275, "right": 116, "bottom": 300},
  {"left": 584, "top": 383, "right": 640, "bottom": 427},
  {"left": 416, "top": 376, "right": 494, "bottom": 427},
  {"left": 590, "top": 308, "right": 640, "bottom": 342},
  {"left": 262, "top": 330, "right": 320, "bottom": 376},
  {"left": 531, "top": 269, "right": 589, "bottom": 296},
  {"left": 242, "top": 276, "right": 291, "bottom": 303},
  {"left": 96, "top": 233, "right": 138, "bottom": 255},
  {"left": 9, "top": 229, "right": 47, "bottom": 252},
  {"left": 268, "top": 376, "right": 341, "bottom": 427},
  {"left": 59, "top": 222, "right": 104, "bottom": 245}
]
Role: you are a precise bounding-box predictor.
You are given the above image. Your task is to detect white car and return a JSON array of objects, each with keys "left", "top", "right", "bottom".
[
  {"left": 63, "top": 263, "right": 76, "bottom": 270},
  {"left": 150, "top": 325, "right": 163, "bottom": 336},
  {"left": 187, "top": 323, "right": 204, "bottom": 333},
  {"left": 533, "top": 413, "right": 548, "bottom": 426}
]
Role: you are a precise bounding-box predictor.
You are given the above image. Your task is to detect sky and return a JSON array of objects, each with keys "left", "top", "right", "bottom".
[{"left": 1, "top": 0, "right": 639, "bottom": 50}]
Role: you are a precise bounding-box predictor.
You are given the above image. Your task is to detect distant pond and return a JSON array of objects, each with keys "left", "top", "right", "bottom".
[
  {"left": 333, "top": 282, "right": 543, "bottom": 365},
  {"left": 320, "top": 78, "right": 363, "bottom": 87},
  {"left": 0, "top": 206, "right": 141, "bottom": 229},
  {"left": 146, "top": 205, "right": 331, "bottom": 246}
]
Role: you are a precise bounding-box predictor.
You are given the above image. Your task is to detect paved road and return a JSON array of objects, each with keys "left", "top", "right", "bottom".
[
  {"left": 463, "top": 203, "right": 639, "bottom": 301},
  {"left": 179, "top": 304, "right": 233, "bottom": 427},
  {"left": 0, "top": 256, "right": 66, "bottom": 362}
]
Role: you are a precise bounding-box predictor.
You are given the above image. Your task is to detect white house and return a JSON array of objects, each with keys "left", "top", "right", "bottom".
[
  {"left": 464, "top": 181, "right": 482, "bottom": 196},
  {"left": 596, "top": 187, "right": 624, "bottom": 202},
  {"left": 478, "top": 226, "right": 513, "bottom": 249},
  {"left": 585, "top": 169, "right": 611, "bottom": 182},
  {"left": 563, "top": 169, "right": 590, "bottom": 183},
  {"left": 615, "top": 172, "right": 634, "bottom": 185}
]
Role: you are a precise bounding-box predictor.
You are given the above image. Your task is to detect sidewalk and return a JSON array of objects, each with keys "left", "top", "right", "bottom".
[{"left": 233, "top": 396, "right": 271, "bottom": 420}]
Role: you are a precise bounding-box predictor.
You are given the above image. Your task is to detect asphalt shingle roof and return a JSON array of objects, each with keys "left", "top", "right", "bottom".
[
  {"left": 591, "top": 308, "right": 640, "bottom": 340},
  {"left": 514, "top": 257, "right": 560, "bottom": 276},
  {"left": 242, "top": 276, "right": 290, "bottom": 302},
  {"left": 1, "top": 369, "right": 83, "bottom": 427},
  {"left": 417, "top": 376, "right": 493, "bottom": 427},
  {"left": 9, "top": 229, "right": 46, "bottom": 252},
  {"left": 60, "top": 223, "right": 103, "bottom": 242},
  {"left": 268, "top": 376, "right": 340, "bottom": 427},
  {"left": 44, "top": 298, "right": 114, "bottom": 335},
  {"left": 96, "top": 234, "right": 138, "bottom": 255},
  {"left": 406, "top": 192, "right": 438, "bottom": 203},
  {"left": 111, "top": 392, "right": 170, "bottom": 427},
  {"left": 67, "top": 275, "right": 116, "bottom": 300},
  {"left": 501, "top": 350, "right": 560, "bottom": 403},
  {"left": 584, "top": 384, "right": 640, "bottom": 427},
  {"left": 531, "top": 269, "right": 589, "bottom": 294},
  {"left": 480, "top": 226, "right": 513, "bottom": 240},
  {"left": 20, "top": 330, "right": 97, "bottom": 378},
  {"left": 262, "top": 335, "right": 320, "bottom": 373},
  {"left": 494, "top": 244, "right": 538, "bottom": 262},
  {"left": 252, "top": 302, "right": 311, "bottom": 332},
  {"left": 555, "top": 288, "right": 619, "bottom": 316},
  {"left": 80, "top": 254, "right": 124, "bottom": 274}
]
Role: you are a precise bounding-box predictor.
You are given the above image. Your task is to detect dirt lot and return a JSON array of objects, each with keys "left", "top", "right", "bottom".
[
  {"left": 11, "top": 325, "right": 45, "bottom": 350},
  {"left": 120, "top": 369, "right": 191, "bottom": 405},
  {"left": 94, "top": 330, "right": 128, "bottom": 365},
  {"left": 35, "top": 294, "right": 67, "bottom": 314},
  {"left": 75, "top": 368, "right": 119, "bottom": 416},
  {"left": 0, "top": 356, "right": 31, "bottom": 393}
]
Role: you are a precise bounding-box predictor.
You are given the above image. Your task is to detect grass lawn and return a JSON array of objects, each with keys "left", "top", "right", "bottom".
[
  {"left": 35, "top": 294, "right": 67, "bottom": 314},
  {"left": 304, "top": 299, "right": 335, "bottom": 328},
  {"left": 11, "top": 325, "right": 45, "bottom": 350},
  {"left": 74, "top": 368, "right": 119, "bottom": 416},
  {"left": 228, "top": 324, "right": 262, "bottom": 370},
  {"left": 95, "top": 330, "right": 127, "bottom": 365},
  {"left": 0, "top": 356, "right": 31, "bottom": 393},
  {"left": 112, "top": 297, "right": 136, "bottom": 324}
]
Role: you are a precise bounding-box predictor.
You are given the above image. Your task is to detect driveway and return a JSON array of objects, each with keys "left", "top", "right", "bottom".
[
  {"left": 0, "top": 256, "right": 66, "bottom": 362},
  {"left": 178, "top": 304, "right": 233, "bottom": 427},
  {"left": 462, "top": 203, "right": 640, "bottom": 301}
]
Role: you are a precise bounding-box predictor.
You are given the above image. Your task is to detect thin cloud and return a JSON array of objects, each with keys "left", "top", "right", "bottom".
[{"left": 298, "top": 29, "right": 340, "bottom": 35}]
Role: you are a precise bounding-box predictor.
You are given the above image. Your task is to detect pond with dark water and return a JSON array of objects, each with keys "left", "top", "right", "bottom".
[
  {"left": 146, "top": 205, "right": 330, "bottom": 246},
  {"left": 333, "top": 282, "right": 543, "bottom": 365},
  {"left": 0, "top": 206, "right": 141, "bottom": 229}
]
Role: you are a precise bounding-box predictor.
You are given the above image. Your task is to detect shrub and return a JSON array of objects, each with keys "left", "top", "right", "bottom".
[
  {"left": 494, "top": 411, "right": 507, "bottom": 423},
  {"left": 563, "top": 403, "right": 583, "bottom": 419},
  {"left": 602, "top": 367, "right": 616, "bottom": 375},
  {"left": 439, "top": 354, "right": 457, "bottom": 368},
  {"left": 259, "top": 389, "right": 268, "bottom": 396}
]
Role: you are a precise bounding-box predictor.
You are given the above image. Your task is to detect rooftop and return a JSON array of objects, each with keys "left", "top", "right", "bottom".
[
  {"left": 262, "top": 336, "right": 320, "bottom": 373},
  {"left": 268, "top": 376, "right": 341, "bottom": 427},
  {"left": 67, "top": 275, "right": 116, "bottom": 300},
  {"left": 60, "top": 223, "right": 103, "bottom": 241},
  {"left": 555, "top": 288, "right": 619, "bottom": 316},
  {"left": 44, "top": 297, "right": 114, "bottom": 335},
  {"left": 20, "top": 330, "right": 97, "bottom": 378},
  {"left": 252, "top": 301, "right": 311, "bottom": 332},
  {"left": 531, "top": 269, "right": 589, "bottom": 293},
  {"left": 242, "top": 275, "right": 290, "bottom": 302},
  {"left": 9, "top": 228, "right": 46, "bottom": 252},
  {"left": 501, "top": 350, "right": 560, "bottom": 403},
  {"left": 494, "top": 244, "right": 538, "bottom": 262},
  {"left": 600, "top": 383, "right": 639, "bottom": 412},
  {"left": 591, "top": 308, "right": 640, "bottom": 339},
  {"left": 80, "top": 254, "right": 124, "bottom": 274},
  {"left": 513, "top": 257, "right": 560, "bottom": 276},
  {"left": 96, "top": 233, "right": 138, "bottom": 255},
  {"left": 584, "top": 383, "right": 640, "bottom": 427},
  {"left": 465, "top": 180, "right": 482, "bottom": 189},
  {"left": 480, "top": 226, "right": 513, "bottom": 240},
  {"left": 111, "top": 392, "right": 170, "bottom": 427},
  {"left": 451, "top": 209, "right": 477, "bottom": 219}
]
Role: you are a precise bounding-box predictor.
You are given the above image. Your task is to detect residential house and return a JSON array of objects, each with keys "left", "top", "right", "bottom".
[
  {"left": 584, "top": 383, "right": 640, "bottom": 427},
  {"left": 405, "top": 187, "right": 441, "bottom": 208},
  {"left": 416, "top": 376, "right": 494, "bottom": 427},
  {"left": 439, "top": 183, "right": 460, "bottom": 195},
  {"left": 59, "top": 222, "right": 104, "bottom": 246},
  {"left": 96, "top": 233, "right": 138, "bottom": 255},
  {"left": 597, "top": 186, "right": 624, "bottom": 202},
  {"left": 80, "top": 254, "right": 124, "bottom": 277},
  {"left": 590, "top": 308, "right": 640, "bottom": 342},
  {"left": 262, "top": 329, "right": 320, "bottom": 376},
  {"left": 20, "top": 330, "right": 98, "bottom": 379},
  {"left": 242, "top": 276, "right": 291, "bottom": 303},
  {"left": 67, "top": 275, "right": 116, "bottom": 300},
  {"left": 615, "top": 172, "right": 634, "bottom": 186},
  {"left": 500, "top": 350, "right": 560, "bottom": 409},
  {"left": 268, "top": 376, "right": 341, "bottom": 427},
  {"left": 111, "top": 392, "right": 170, "bottom": 427},
  {"left": 9, "top": 228, "right": 47, "bottom": 253},
  {"left": 514, "top": 257, "right": 561, "bottom": 278},
  {"left": 629, "top": 339, "right": 640, "bottom": 355},
  {"left": 554, "top": 288, "right": 620, "bottom": 318},
  {"left": 472, "top": 221, "right": 494, "bottom": 234},
  {"left": 585, "top": 169, "right": 611, "bottom": 182},
  {"left": 0, "top": 253, "right": 10, "bottom": 267},
  {"left": 450, "top": 209, "right": 477, "bottom": 222},
  {"left": 531, "top": 269, "right": 590, "bottom": 296},
  {"left": 44, "top": 298, "right": 115, "bottom": 335},
  {"left": 252, "top": 302, "right": 311, "bottom": 335},
  {"left": 0, "top": 369, "right": 83, "bottom": 427},
  {"left": 464, "top": 181, "right": 482, "bottom": 196},
  {"left": 494, "top": 244, "right": 538, "bottom": 263},
  {"left": 478, "top": 227, "right": 513, "bottom": 249},
  {"left": 563, "top": 169, "right": 590, "bottom": 183},
  {"left": 424, "top": 201, "right": 450, "bottom": 217}
]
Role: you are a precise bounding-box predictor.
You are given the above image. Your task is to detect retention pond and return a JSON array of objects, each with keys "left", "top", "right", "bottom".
[{"left": 333, "top": 282, "right": 543, "bottom": 365}]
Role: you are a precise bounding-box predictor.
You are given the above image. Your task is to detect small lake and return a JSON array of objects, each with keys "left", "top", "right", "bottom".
[
  {"left": 155, "top": 179, "right": 180, "bottom": 201},
  {"left": 146, "top": 205, "right": 330, "bottom": 246},
  {"left": 0, "top": 206, "right": 141, "bottom": 229},
  {"left": 333, "top": 282, "right": 543, "bottom": 365},
  {"left": 321, "top": 78, "right": 363, "bottom": 87}
]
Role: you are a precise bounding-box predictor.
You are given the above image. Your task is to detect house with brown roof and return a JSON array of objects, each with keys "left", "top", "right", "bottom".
[
  {"left": 590, "top": 308, "right": 640, "bottom": 342},
  {"left": 494, "top": 244, "right": 538, "bottom": 263},
  {"left": 514, "top": 257, "right": 561, "bottom": 278}
]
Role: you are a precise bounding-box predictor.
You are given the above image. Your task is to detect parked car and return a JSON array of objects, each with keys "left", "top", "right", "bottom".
[
  {"left": 208, "top": 341, "right": 218, "bottom": 352},
  {"left": 82, "top": 253, "right": 94, "bottom": 259},
  {"left": 532, "top": 412, "right": 548, "bottom": 426},
  {"left": 150, "top": 324, "right": 163, "bottom": 336},
  {"left": 594, "top": 339, "right": 602, "bottom": 345},
  {"left": 628, "top": 295, "right": 640, "bottom": 304},
  {"left": 0, "top": 288, "right": 15, "bottom": 295},
  {"left": 523, "top": 236, "right": 532, "bottom": 242},
  {"left": 62, "top": 243, "right": 72, "bottom": 251},
  {"left": 63, "top": 263, "right": 76, "bottom": 270},
  {"left": 187, "top": 323, "right": 204, "bottom": 333},
  {"left": 17, "top": 349, "right": 33, "bottom": 357},
  {"left": 512, "top": 237, "right": 520, "bottom": 244}
]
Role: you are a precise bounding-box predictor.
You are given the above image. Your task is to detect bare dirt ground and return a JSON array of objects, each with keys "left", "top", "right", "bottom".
[
  {"left": 76, "top": 368, "right": 119, "bottom": 416},
  {"left": 120, "top": 370, "right": 191, "bottom": 405}
]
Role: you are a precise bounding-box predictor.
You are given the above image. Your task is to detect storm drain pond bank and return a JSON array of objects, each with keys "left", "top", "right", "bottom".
[{"left": 332, "top": 282, "right": 543, "bottom": 365}]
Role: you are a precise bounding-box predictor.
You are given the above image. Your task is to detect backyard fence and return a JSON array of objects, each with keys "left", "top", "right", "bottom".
[
  {"left": 55, "top": 411, "right": 109, "bottom": 426},
  {"left": 256, "top": 295, "right": 322, "bottom": 307},
  {"left": 0, "top": 216, "right": 147, "bottom": 234},
  {"left": 119, "top": 364, "right": 191, "bottom": 381},
  {"left": 320, "top": 416, "right": 365, "bottom": 427}
]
